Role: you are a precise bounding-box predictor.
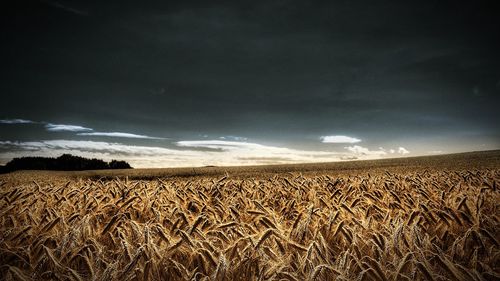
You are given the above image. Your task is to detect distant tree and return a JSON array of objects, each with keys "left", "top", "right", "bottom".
[{"left": 0, "top": 154, "right": 132, "bottom": 173}]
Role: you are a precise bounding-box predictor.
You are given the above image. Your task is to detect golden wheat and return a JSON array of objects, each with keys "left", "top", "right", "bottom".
[{"left": 0, "top": 159, "right": 499, "bottom": 280}]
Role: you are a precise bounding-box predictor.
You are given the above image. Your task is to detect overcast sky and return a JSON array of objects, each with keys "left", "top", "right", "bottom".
[{"left": 1, "top": 0, "right": 499, "bottom": 167}]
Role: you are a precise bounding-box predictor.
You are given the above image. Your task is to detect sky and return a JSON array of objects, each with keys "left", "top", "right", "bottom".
[{"left": 1, "top": 0, "right": 499, "bottom": 168}]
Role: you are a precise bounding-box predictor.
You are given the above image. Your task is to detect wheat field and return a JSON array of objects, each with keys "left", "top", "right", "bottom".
[{"left": 1, "top": 152, "right": 499, "bottom": 280}]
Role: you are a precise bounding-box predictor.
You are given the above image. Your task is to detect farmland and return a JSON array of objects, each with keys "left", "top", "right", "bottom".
[{"left": 1, "top": 151, "right": 499, "bottom": 280}]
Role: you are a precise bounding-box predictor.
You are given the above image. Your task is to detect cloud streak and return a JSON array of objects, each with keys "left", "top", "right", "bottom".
[
  {"left": 321, "top": 135, "right": 361, "bottom": 143},
  {"left": 77, "top": 132, "right": 165, "bottom": 139},
  {"left": 45, "top": 123, "right": 93, "bottom": 132},
  {"left": 177, "top": 140, "right": 258, "bottom": 150},
  {"left": 0, "top": 119, "right": 34, "bottom": 124},
  {"left": 0, "top": 117, "right": 166, "bottom": 140}
]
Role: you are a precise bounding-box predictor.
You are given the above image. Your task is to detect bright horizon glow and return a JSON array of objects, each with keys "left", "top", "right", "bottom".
[{"left": 0, "top": 139, "right": 418, "bottom": 168}]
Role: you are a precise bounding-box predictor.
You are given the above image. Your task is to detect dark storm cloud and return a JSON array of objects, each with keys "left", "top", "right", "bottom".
[{"left": 1, "top": 0, "right": 499, "bottom": 158}]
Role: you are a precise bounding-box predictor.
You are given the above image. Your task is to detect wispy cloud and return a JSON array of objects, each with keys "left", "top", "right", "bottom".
[
  {"left": 77, "top": 132, "right": 165, "bottom": 139},
  {"left": 45, "top": 123, "right": 93, "bottom": 132},
  {"left": 1, "top": 117, "right": 166, "bottom": 140},
  {"left": 321, "top": 135, "right": 361, "bottom": 143},
  {"left": 177, "top": 140, "right": 256, "bottom": 150},
  {"left": 0, "top": 119, "right": 34, "bottom": 124},
  {"left": 1, "top": 119, "right": 91, "bottom": 131}
]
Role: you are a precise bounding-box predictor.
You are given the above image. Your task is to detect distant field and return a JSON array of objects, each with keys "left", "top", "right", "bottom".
[
  {"left": 0, "top": 151, "right": 499, "bottom": 280},
  {"left": 2, "top": 150, "right": 500, "bottom": 184}
]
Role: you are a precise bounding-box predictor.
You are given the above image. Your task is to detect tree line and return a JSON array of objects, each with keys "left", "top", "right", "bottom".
[{"left": 0, "top": 154, "right": 132, "bottom": 173}]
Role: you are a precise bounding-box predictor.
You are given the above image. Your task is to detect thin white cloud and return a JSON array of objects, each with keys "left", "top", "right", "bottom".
[
  {"left": 398, "top": 147, "right": 410, "bottom": 155},
  {"left": 0, "top": 119, "right": 34, "bottom": 124},
  {"left": 77, "top": 132, "right": 164, "bottom": 139},
  {"left": 45, "top": 123, "right": 93, "bottom": 132},
  {"left": 1, "top": 118, "right": 165, "bottom": 140},
  {"left": 321, "top": 135, "right": 361, "bottom": 143},
  {"left": 1, "top": 118, "right": 93, "bottom": 132},
  {"left": 177, "top": 140, "right": 257, "bottom": 150}
]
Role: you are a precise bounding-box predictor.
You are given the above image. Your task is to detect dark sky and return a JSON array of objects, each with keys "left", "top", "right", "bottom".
[{"left": 1, "top": 0, "right": 499, "bottom": 167}]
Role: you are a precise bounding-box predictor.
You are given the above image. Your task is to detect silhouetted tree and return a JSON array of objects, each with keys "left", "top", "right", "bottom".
[{"left": 1, "top": 154, "right": 132, "bottom": 173}]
